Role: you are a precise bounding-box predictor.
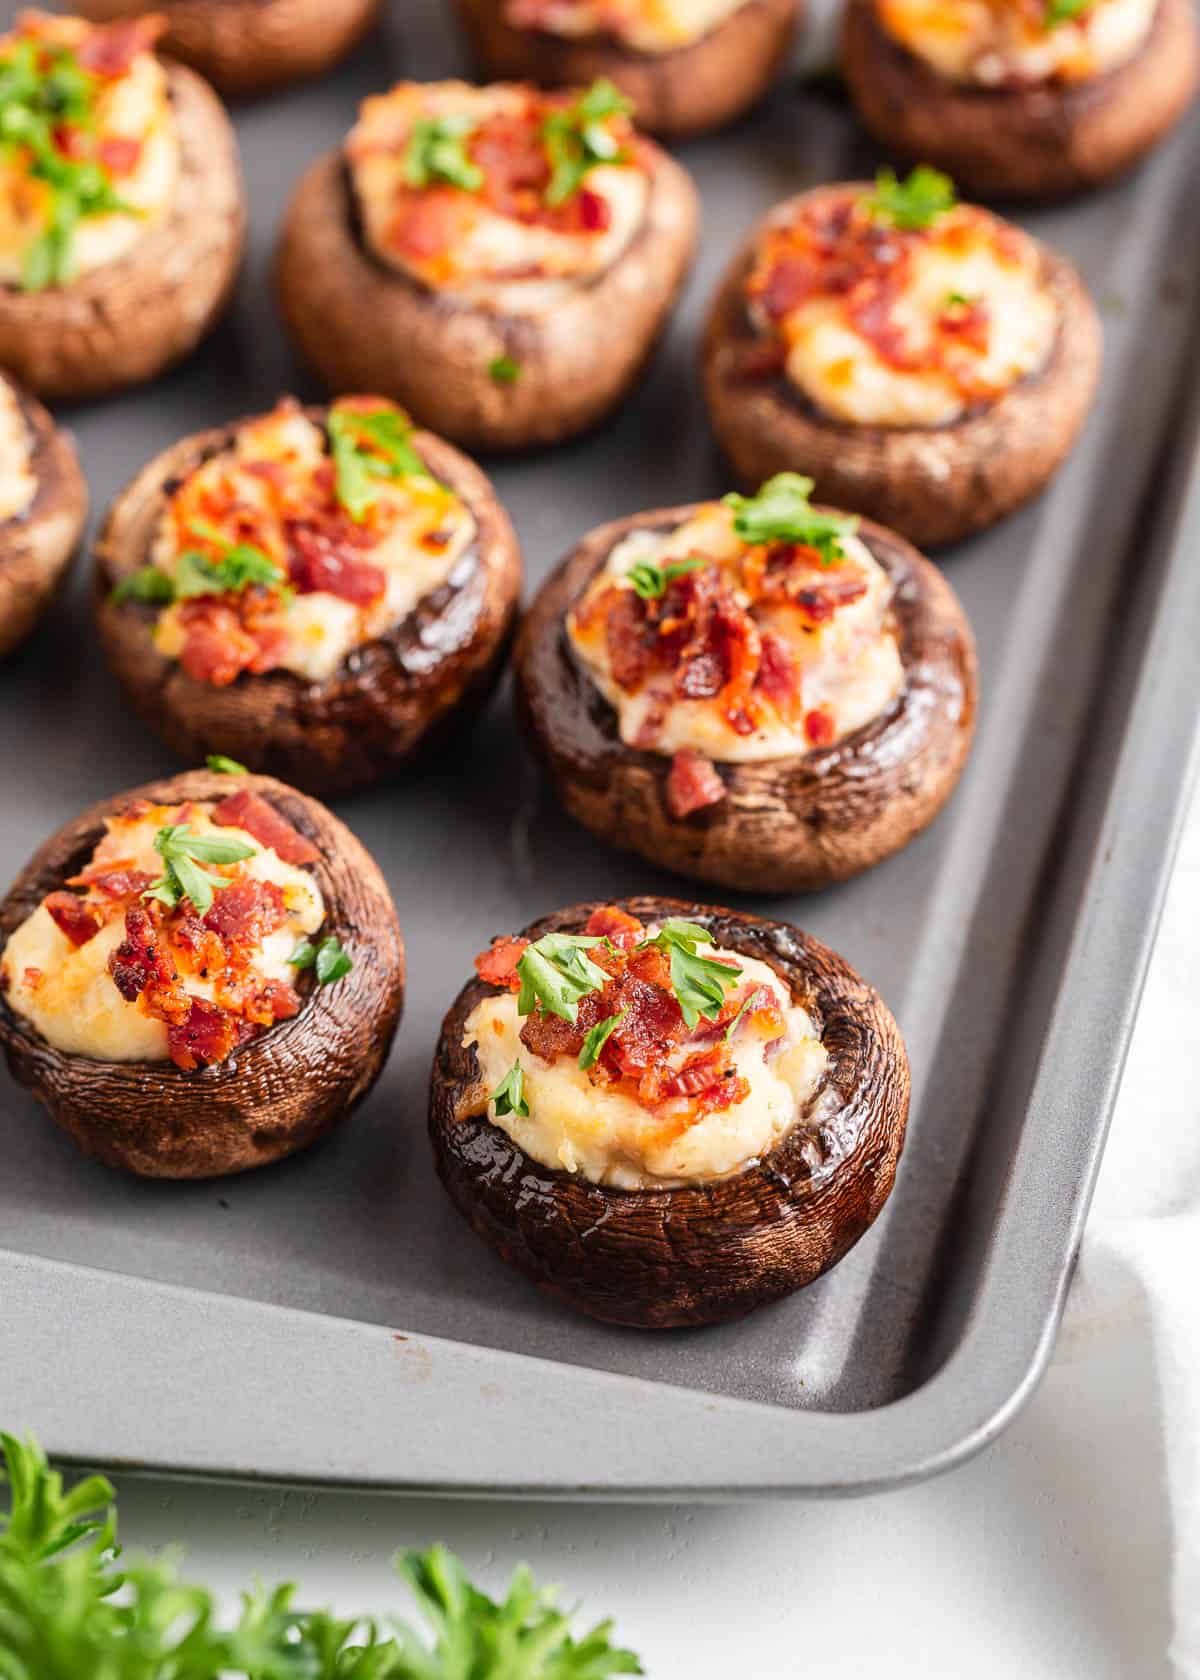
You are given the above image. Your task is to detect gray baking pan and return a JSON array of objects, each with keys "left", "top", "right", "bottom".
[{"left": 1, "top": 0, "right": 1199, "bottom": 1497}]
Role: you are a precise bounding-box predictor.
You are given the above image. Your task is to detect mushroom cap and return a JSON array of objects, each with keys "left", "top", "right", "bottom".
[
  {"left": 452, "top": 0, "right": 804, "bottom": 139},
  {"left": 274, "top": 143, "right": 700, "bottom": 452},
  {"left": 0, "top": 63, "right": 245, "bottom": 402},
  {"left": 702, "top": 183, "right": 1104, "bottom": 549},
  {"left": 0, "top": 769, "right": 404, "bottom": 1179},
  {"left": 841, "top": 0, "right": 1200, "bottom": 200},
  {"left": 514, "top": 504, "right": 977, "bottom": 892},
  {"left": 77, "top": 0, "right": 381, "bottom": 96},
  {"left": 429, "top": 895, "right": 910, "bottom": 1328},
  {"left": 94, "top": 411, "right": 522, "bottom": 795},
  {"left": 0, "top": 382, "right": 87, "bottom": 662}
]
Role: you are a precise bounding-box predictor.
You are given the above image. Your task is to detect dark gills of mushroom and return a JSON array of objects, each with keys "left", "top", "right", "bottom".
[
  {"left": 0, "top": 791, "right": 347, "bottom": 1071},
  {"left": 871, "top": 0, "right": 1157, "bottom": 89},
  {"left": 345, "top": 78, "right": 652, "bottom": 316},
  {"left": 463, "top": 904, "right": 828, "bottom": 1188},
  {"left": 0, "top": 378, "right": 36, "bottom": 525},
  {"left": 499, "top": 0, "right": 751, "bottom": 52},
  {"left": 565, "top": 476, "right": 904, "bottom": 817},
  {"left": 111, "top": 399, "right": 476, "bottom": 689},
  {"left": 738, "top": 172, "right": 1058, "bottom": 429},
  {"left": 0, "top": 13, "right": 180, "bottom": 293}
]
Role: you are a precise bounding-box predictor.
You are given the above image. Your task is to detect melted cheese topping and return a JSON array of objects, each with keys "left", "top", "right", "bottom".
[
  {"left": 875, "top": 0, "right": 1156, "bottom": 84},
  {"left": 149, "top": 404, "right": 476, "bottom": 685},
  {"left": 347, "top": 81, "right": 650, "bottom": 314},
  {"left": 751, "top": 201, "right": 1058, "bottom": 428},
  {"left": 0, "top": 803, "right": 324, "bottom": 1063},
  {"left": 504, "top": 0, "right": 746, "bottom": 51},
  {"left": 0, "top": 14, "right": 178, "bottom": 287},
  {"left": 0, "top": 379, "right": 36, "bottom": 524},
  {"left": 465, "top": 940, "right": 828, "bottom": 1188},
  {"left": 568, "top": 503, "right": 904, "bottom": 761}
]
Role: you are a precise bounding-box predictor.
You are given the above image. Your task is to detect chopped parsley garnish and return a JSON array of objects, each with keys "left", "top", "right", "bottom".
[
  {"left": 0, "top": 37, "right": 141, "bottom": 292},
  {"left": 578, "top": 1009, "right": 627, "bottom": 1071},
  {"left": 723, "top": 473, "right": 857, "bottom": 565},
  {"left": 111, "top": 565, "right": 176, "bottom": 605},
  {"left": 489, "top": 353, "right": 522, "bottom": 385},
  {"left": 403, "top": 113, "right": 484, "bottom": 192},
  {"left": 490, "top": 1059, "right": 529, "bottom": 1117},
  {"left": 328, "top": 405, "right": 433, "bottom": 522},
  {"left": 943, "top": 290, "right": 973, "bottom": 309},
  {"left": 290, "top": 934, "right": 353, "bottom": 984},
  {"left": 205, "top": 754, "right": 248, "bottom": 774},
  {"left": 626, "top": 556, "right": 704, "bottom": 600},
  {"left": 865, "top": 165, "right": 956, "bottom": 231},
  {"left": 542, "top": 79, "right": 632, "bottom": 208},
  {"left": 1045, "top": 0, "right": 1096, "bottom": 23},
  {"left": 723, "top": 992, "right": 756, "bottom": 1043},
  {"left": 112, "top": 544, "right": 285, "bottom": 606},
  {"left": 647, "top": 918, "right": 742, "bottom": 1030},
  {"left": 143, "top": 824, "right": 256, "bottom": 916},
  {"left": 515, "top": 932, "right": 610, "bottom": 1025}
]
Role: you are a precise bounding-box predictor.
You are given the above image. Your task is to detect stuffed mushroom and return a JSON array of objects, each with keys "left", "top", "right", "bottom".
[
  {"left": 514, "top": 475, "right": 976, "bottom": 892},
  {"left": 0, "top": 374, "right": 87, "bottom": 661},
  {"left": 76, "top": 0, "right": 380, "bottom": 97},
  {"left": 0, "top": 11, "right": 244, "bottom": 403},
  {"left": 0, "top": 767, "right": 404, "bottom": 1177},
  {"left": 430, "top": 897, "right": 909, "bottom": 1327},
  {"left": 842, "top": 0, "right": 1199, "bottom": 200},
  {"left": 94, "top": 397, "right": 522, "bottom": 794},
  {"left": 702, "top": 170, "right": 1102, "bottom": 548},
  {"left": 452, "top": 0, "right": 804, "bottom": 140},
  {"left": 275, "top": 78, "right": 699, "bottom": 452}
]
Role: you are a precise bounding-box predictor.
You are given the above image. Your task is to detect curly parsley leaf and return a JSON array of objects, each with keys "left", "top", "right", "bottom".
[
  {"left": 143, "top": 823, "right": 256, "bottom": 916},
  {"left": 206, "top": 754, "right": 249, "bottom": 775},
  {"left": 542, "top": 79, "right": 631, "bottom": 208},
  {"left": 404, "top": 113, "right": 484, "bottom": 192},
  {"left": 649, "top": 918, "right": 742, "bottom": 1030},
  {"left": 290, "top": 933, "right": 354, "bottom": 984},
  {"left": 723, "top": 473, "right": 856, "bottom": 565},
  {"left": 175, "top": 543, "right": 286, "bottom": 599},
  {"left": 490, "top": 1059, "right": 529, "bottom": 1118},
  {"left": 625, "top": 556, "right": 704, "bottom": 600},
  {"left": 578, "top": 1009, "right": 626, "bottom": 1071},
  {"left": 515, "top": 932, "right": 609, "bottom": 1025},
  {"left": 865, "top": 164, "right": 956, "bottom": 231},
  {"left": 328, "top": 406, "right": 433, "bottom": 521},
  {"left": 723, "top": 992, "right": 756, "bottom": 1043},
  {"left": 111, "top": 565, "right": 176, "bottom": 605}
]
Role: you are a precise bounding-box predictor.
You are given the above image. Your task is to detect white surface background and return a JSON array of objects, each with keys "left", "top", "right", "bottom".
[{"left": 99, "top": 798, "right": 1200, "bottom": 1675}]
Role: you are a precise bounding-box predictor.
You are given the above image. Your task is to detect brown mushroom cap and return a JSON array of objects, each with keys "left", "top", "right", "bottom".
[
  {"left": 0, "top": 382, "right": 87, "bottom": 662},
  {"left": 77, "top": 0, "right": 381, "bottom": 97},
  {"left": 0, "top": 64, "right": 245, "bottom": 402},
  {"left": 274, "top": 143, "right": 700, "bottom": 453},
  {"left": 93, "top": 409, "right": 522, "bottom": 795},
  {"left": 513, "top": 504, "right": 977, "bottom": 893},
  {"left": 702, "top": 184, "right": 1103, "bottom": 549},
  {"left": 452, "top": 0, "right": 803, "bottom": 139},
  {"left": 429, "top": 895, "right": 909, "bottom": 1328},
  {"left": 0, "top": 769, "right": 404, "bottom": 1179},
  {"left": 842, "top": 0, "right": 1199, "bottom": 200}
]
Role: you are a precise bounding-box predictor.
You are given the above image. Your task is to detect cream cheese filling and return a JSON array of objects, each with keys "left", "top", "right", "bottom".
[
  {"left": 875, "top": 0, "right": 1157, "bottom": 85},
  {"left": 465, "top": 939, "right": 828, "bottom": 1188},
  {"left": 0, "top": 378, "right": 36, "bottom": 524},
  {"left": 567, "top": 504, "right": 905, "bottom": 761},
  {"left": 149, "top": 407, "right": 476, "bottom": 686},
  {"left": 506, "top": 0, "right": 746, "bottom": 50},
  {"left": 348, "top": 82, "right": 650, "bottom": 316},
  {"left": 0, "top": 803, "right": 325, "bottom": 1063}
]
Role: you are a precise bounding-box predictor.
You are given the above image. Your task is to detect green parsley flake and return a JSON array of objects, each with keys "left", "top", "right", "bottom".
[
  {"left": 578, "top": 1009, "right": 627, "bottom": 1071},
  {"left": 542, "top": 79, "right": 632, "bottom": 208},
  {"left": 403, "top": 114, "right": 484, "bottom": 192},
  {"left": 723, "top": 474, "right": 857, "bottom": 565},
  {"left": 515, "top": 932, "right": 610, "bottom": 1025},
  {"left": 205, "top": 754, "right": 248, "bottom": 775},
  {"left": 1045, "top": 0, "right": 1096, "bottom": 24},
  {"left": 649, "top": 918, "right": 742, "bottom": 1030},
  {"left": 489, "top": 354, "right": 522, "bottom": 385},
  {"left": 142, "top": 824, "right": 256, "bottom": 916},
  {"left": 490, "top": 1059, "right": 529, "bottom": 1118},
  {"left": 290, "top": 934, "right": 353, "bottom": 985},
  {"left": 327, "top": 405, "right": 433, "bottom": 522},
  {"left": 626, "top": 556, "right": 704, "bottom": 600},
  {"left": 865, "top": 165, "right": 956, "bottom": 231}
]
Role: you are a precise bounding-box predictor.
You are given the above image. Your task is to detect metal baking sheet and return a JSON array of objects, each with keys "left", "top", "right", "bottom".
[{"left": 1, "top": 0, "right": 1198, "bottom": 1497}]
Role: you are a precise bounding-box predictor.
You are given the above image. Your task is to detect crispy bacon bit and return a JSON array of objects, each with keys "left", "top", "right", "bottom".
[
  {"left": 75, "top": 15, "right": 164, "bottom": 75},
  {"left": 212, "top": 790, "right": 320, "bottom": 866},
  {"left": 108, "top": 906, "right": 181, "bottom": 1008},
  {"left": 666, "top": 749, "right": 725, "bottom": 819},
  {"left": 203, "top": 878, "right": 288, "bottom": 950},
  {"left": 166, "top": 998, "right": 240, "bottom": 1071},
  {"left": 475, "top": 936, "right": 529, "bottom": 989},
  {"left": 641, "top": 1046, "right": 749, "bottom": 1106},
  {"left": 584, "top": 906, "right": 644, "bottom": 948},
  {"left": 68, "top": 866, "right": 154, "bottom": 901},
  {"left": 243, "top": 978, "right": 302, "bottom": 1027},
  {"left": 755, "top": 631, "right": 798, "bottom": 712},
  {"left": 177, "top": 599, "right": 283, "bottom": 688},
  {"left": 805, "top": 707, "right": 836, "bottom": 747},
  {"left": 21, "top": 967, "right": 43, "bottom": 991},
  {"left": 286, "top": 528, "right": 387, "bottom": 604},
  {"left": 44, "top": 892, "right": 102, "bottom": 948}
]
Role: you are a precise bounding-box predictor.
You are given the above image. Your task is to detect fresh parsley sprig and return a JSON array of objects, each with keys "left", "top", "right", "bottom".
[
  {"left": 542, "top": 79, "right": 631, "bottom": 208},
  {"left": 515, "top": 932, "right": 611, "bottom": 1025},
  {"left": 328, "top": 405, "right": 433, "bottom": 522},
  {"left": 490, "top": 1059, "right": 529, "bottom": 1117},
  {"left": 0, "top": 1431, "right": 643, "bottom": 1678},
  {"left": 112, "top": 543, "right": 286, "bottom": 606},
  {"left": 626, "top": 556, "right": 704, "bottom": 600},
  {"left": 723, "top": 473, "right": 857, "bottom": 565},
  {"left": 647, "top": 918, "right": 742, "bottom": 1030},
  {"left": 865, "top": 164, "right": 956, "bottom": 231},
  {"left": 290, "top": 933, "right": 354, "bottom": 985},
  {"left": 578, "top": 1009, "right": 626, "bottom": 1071},
  {"left": 403, "top": 113, "right": 484, "bottom": 192},
  {"left": 142, "top": 824, "right": 256, "bottom": 916},
  {"left": 206, "top": 754, "right": 248, "bottom": 775}
]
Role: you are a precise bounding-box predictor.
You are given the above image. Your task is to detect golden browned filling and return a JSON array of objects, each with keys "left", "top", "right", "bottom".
[
  {"left": 875, "top": 0, "right": 1157, "bottom": 85},
  {"left": 0, "top": 377, "right": 35, "bottom": 523},
  {"left": 502, "top": 0, "right": 746, "bottom": 51}
]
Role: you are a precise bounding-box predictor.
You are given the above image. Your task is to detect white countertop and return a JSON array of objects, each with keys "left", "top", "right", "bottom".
[{"left": 101, "top": 801, "right": 1198, "bottom": 1677}]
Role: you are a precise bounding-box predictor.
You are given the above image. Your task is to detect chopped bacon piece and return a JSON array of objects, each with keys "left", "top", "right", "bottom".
[
  {"left": 286, "top": 530, "right": 386, "bottom": 604},
  {"left": 108, "top": 906, "right": 179, "bottom": 1005},
  {"left": 605, "top": 589, "right": 649, "bottom": 691},
  {"left": 212, "top": 790, "right": 320, "bottom": 866},
  {"left": 69, "top": 867, "right": 153, "bottom": 900},
  {"left": 203, "top": 878, "right": 288, "bottom": 950},
  {"left": 53, "top": 124, "right": 88, "bottom": 160},
  {"left": 755, "top": 631, "right": 798, "bottom": 711},
  {"left": 474, "top": 936, "right": 529, "bottom": 989},
  {"left": 243, "top": 978, "right": 302, "bottom": 1027},
  {"left": 386, "top": 189, "right": 467, "bottom": 260},
  {"left": 584, "top": 906, "right": 644, "bottom": 948},
  {"left": 44, "top": 892, "right": 101, "bottom": 948},
  {"left": 666, "top": 749, "right": 725, "bottom": 819},
  {"left": 76, "top": 15, "right": 163, "bottom": 75},
  {"left": 804, "top": 707, "right": 836, "bottom": 747},
  {"left": 177, "top": 601, "right": 264, "bottom": 688},
  {"left": 166, "top": 998, "right": 241, "bottom": 1071},
  {"left": 575, "top": 188, "right": 610, "bottom": 233},
  {"left": 96, "top": 135, "right": 142, "bottom": 176},
  {"left": 168, "top": 913, "right": 225, "bottom": 976}
]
